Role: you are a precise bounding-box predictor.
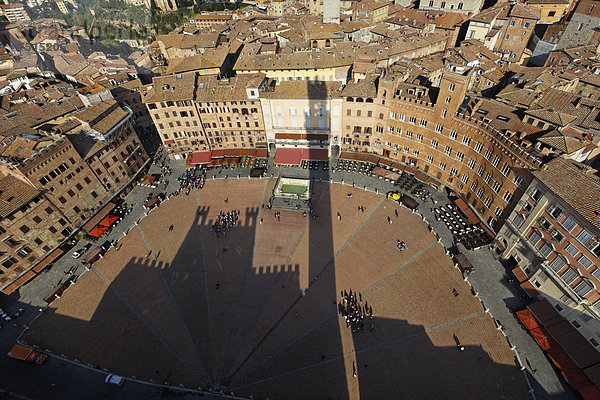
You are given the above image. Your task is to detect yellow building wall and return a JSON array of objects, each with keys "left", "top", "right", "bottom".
[
  {"left": 528, "top": 3, "right": 568, "bottom": 23},
  {"left": 373, "top": 5, "right": 388, "bottom": 23},
  {"left": 237, "top": 67, "right": 349, "bottom": 82}
]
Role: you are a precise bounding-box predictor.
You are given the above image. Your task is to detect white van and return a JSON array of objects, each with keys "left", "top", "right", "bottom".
[{"left": 105, "top": 374, "right": 125, "bottom": 386}]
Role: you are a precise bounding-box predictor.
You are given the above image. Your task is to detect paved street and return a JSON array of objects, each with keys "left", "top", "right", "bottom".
[{"left": 0, "top": 154, "right": 577, "bottom": 399}]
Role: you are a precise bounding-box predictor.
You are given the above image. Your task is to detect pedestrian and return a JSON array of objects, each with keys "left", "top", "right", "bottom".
[
  {"left": 352, "top": 361, "right": 357, "bottom": 378},
  {"left": 259, "top": 217, "right": 263, "bottom": 224},
  {"left": 453, "top": 288, "right": 459, "bottom": 297},
  {"left": 395, "top": 209, "right": 399, "bottom": 218}
]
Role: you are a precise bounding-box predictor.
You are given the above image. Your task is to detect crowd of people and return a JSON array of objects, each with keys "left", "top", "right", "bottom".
[
  {"left": 211, "top": 210, "right": 240, "bottom": 238},
  {"left": 338, "top": 289, "right": 373, "bottom": 333},
  {"left": 177, "top": 168, "right": 205, "bottom": 190}
]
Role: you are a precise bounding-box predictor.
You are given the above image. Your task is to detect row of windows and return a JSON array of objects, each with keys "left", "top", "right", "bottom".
[
  {"left": 386, "top": 116, "right": 515, "bottom": 183},
  {"left": 264, "top": 106, "right": 329, "bottom": 117},
  {"left": 147, "top": 100, "right": 193, "bottom": 110}
]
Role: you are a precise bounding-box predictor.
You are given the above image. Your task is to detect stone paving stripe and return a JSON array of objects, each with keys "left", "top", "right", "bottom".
[
  {"left": 364, "top": 239, "right": 438, "bottom": 295},
  {"left": 233, "top": 310, "right": 485, "bottom": 390},
  {"left": 91, "top": 265, "right": 185, "bottom": 364},
  {"left": 226, "top": 184, "right": 333, "bottom": 382},
  {"left": 310, "top": 195, "right": 385, "bottom": 285},
  {"left": 220, "top": 180, "right": 268, "bottom": 378},
  {"left": 240, "top": 236, "right": 440, "bottom": 381},
  {"left": 199, "top": 222, "right": 216, "bottom": 382},
  {"left": 229, "top": 192, "right": 384, "bottom": 383}
]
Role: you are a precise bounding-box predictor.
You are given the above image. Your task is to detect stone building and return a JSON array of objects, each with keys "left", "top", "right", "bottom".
[
  {"left": 0, "top": 175, "right": 69, "bottom": 288},
  {"left": 142, "top": 73, "right": 203, "bottom": 160},
  {"left": 374, "top": 67, "right": 542, "bottom": 230},
  {"left": 0, "top": 100, "right": 148, "bottom": 293},
  {"left": 496, "top": 157, "right": 600, "bottom": 348},
  {"left": 143, "top": 72, "right": 271, "bottom": 159},
  {"left": 259, "top": 80, "right": 342, "bottom": 154},
  {"left": 195, "top": 74, "right": 269, "bottom": 151},
  {"left": 556, "top": 0, "right": 600, "bottom": 50},
  {"left": 323, "top": 0, "right": 341, "bottom": 23},
  {"left": 525, "top": 0, "right": 570, "bottom": 24},
  {"left": 67, "top": 101, "right": 149, "bottom": 196},
  {"left": 418, "top": 0, "right": 482, "bottom": 15},
  {"left": 338, "top": 74, "right": 387, "bottom": 152},
  {"left": 466, "top": 2, "right": 540, "bottom": 63}
]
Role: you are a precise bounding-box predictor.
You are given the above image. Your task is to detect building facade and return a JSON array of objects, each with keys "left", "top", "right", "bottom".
[
  {"left": 0, "top": 101, "right": 149, "bottom": 293},
  {"left": 259, "top": 80, "right": 342, "bottom": 152},
  {"left": 496, "top": 157, "right": 600, "bottom": 347},
  {"left": 418, "top": 0, "right": 482, "bottom": 15}
]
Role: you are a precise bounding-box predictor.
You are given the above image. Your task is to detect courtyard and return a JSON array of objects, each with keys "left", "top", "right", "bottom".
[{"left": 21, "top": 178, "right": 528, "bottom": 399}]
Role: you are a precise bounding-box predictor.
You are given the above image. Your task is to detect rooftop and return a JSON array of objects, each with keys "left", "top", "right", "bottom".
[
  {"left": 0, "top": 174, "right": 40, "bottom": 219},
  {"left": 533, "top": 157, "right": 600, "bottom": 231},
  {"left": 142, "top": 73, "right": 197, "bottom": 103}
]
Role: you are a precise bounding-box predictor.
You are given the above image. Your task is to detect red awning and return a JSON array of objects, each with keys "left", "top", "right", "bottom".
[
  {"left": 98, "top": 214, "right": 118, "bottom": 228},
  {"left": 516, "top": 309, "right": 540, "bottom": 331},
  {"left": 530, "top": 327, "right": 550, "bottom": 350},
  {"left": 454, "top": 197, "right": 480, "bottom": 226},
  {"left": 81, "top": 201, "right": 116, "bottom": 232},
  {"left": 211, "top": 149, "right": 225, "bottom": 158},
  {"left": 302, "top": 148, "right": 329, "bottom": 161},
  {"left": 578, "top": 385, "right": 600, "bottom": 400},
  {"left": 88, "top": 226, "right": 108, "bottom": 238},
  {"left": 140, "top": 176, "right": 156, "bottom": 185},
  {"left": 190, "top": 151, "right": 211, "bottom": 165},
  {"left": 255, "top": 148, "right": 268, "bottom": 158},
  {"left": 274, "top": 148, "right": 303, "bottom": 165}
]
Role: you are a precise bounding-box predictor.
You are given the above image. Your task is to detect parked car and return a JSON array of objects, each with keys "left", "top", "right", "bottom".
[
  {"left": 387, "top": 191, "right": 401, "bottom": 202},
  {"left": 101, "top": 241, "right": 112, "bottom": 252},
  {"left": 72, "top": 244, "right": 91, "bottom": 259},
  {"left": 105, "top": 374, "right": 125, "bottom": 386}
]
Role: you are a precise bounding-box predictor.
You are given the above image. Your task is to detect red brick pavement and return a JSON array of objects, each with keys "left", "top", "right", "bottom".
[{"left": 23, "top": 179, "right": 528, "bottom": 398}]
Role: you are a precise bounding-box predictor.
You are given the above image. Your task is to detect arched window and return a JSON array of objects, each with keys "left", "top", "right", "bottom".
[
  {"left": 356, "top": 97, "right": 364, "bottom": 102},
  {"left": 347, "top": 97, "right": 354, "bottom": 102},
  {"left": 529, "top": 229, "right": 542, "bottom": 245},
  {"left": 560, "top": 267, "right": 579, "bottom": 284},
  {"left": 573, "top": 279, "right": 594, "bottom": 297},
  {"left": 513, "top": 213, "right": 525, "bottom": 228},
  {"left": 458, "top": 2, "right": 463, "bottom": 9},
  {"left": 366, "top": 98, "right": 374, "bottom": 103},
  {"left": 549, "top": 255, "right": 567, "bottom": 272},
  {"left": 539, "top": 241, "right": 554, "bottom": 258}
]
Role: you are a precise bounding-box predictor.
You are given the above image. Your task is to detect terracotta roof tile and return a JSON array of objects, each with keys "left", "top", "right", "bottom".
[
  {"left": 0, "top": 175, "right": 40, "bottom": 218},
  {"left": 533, "top": 157, "right": 600, "bottom": 230}
]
